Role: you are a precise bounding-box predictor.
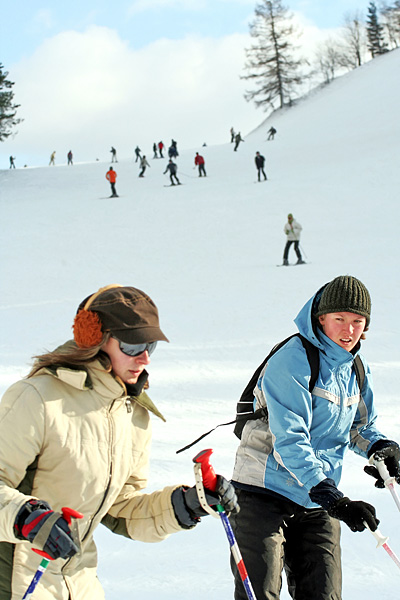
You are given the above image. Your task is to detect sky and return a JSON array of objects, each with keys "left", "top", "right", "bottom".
[
  {"left": 1, "top": 46, "right": 400, "bottom": 599},
  {"left": 1, "top": 0, "right": 372, "bottom": 167}
]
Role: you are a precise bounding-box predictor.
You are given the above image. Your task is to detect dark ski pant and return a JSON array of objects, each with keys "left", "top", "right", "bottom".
[
  {"left": 169, "top": 173, "right": 180, "bottom": 185},
  {"left": 198, "top": 164, "right": 206, "bottom": 176},
  {"left": 283, "top": 240, "right": 302, "bottom": 261},
  {"left": 257, "top": 167, "right": 267, "bottom": 181},
  {"left": 110, "top": 182, "right": 117, "bottom": 197},
  {"left": 230, "top": 489, "right": 342, "bottom": 600}
]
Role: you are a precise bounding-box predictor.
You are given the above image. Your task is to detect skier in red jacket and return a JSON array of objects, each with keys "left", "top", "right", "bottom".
[
  {"left": 106, "top": 166, "right": 118, "bottom": 198},
  {"left": 194, "top": 152, "right": 206, "bottom": 177}
]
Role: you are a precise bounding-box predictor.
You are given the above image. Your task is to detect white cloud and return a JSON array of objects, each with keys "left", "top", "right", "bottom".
[{"left": 6, "top": 25, "right": 260, "bottom": 163}]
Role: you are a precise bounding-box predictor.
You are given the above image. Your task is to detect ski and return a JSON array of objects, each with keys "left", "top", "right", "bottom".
[{"left": 277, "top": 262, "right": 308, "bottom": 267}]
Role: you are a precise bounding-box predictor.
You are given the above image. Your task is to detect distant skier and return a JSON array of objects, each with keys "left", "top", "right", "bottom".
[
  {"left": 267, "top": 126, "right": 277, "bottom": 140},
  {"left": 171, "top": 139, "right": 179, "bottom": 156},
  {"left": 234, "top": 132, "right": 244, "bottom": 151},
  {"left": 9, "top": 156, "right": 16, "bottom": 169},
  {"left": 106, "top": 166, "right": 118, "bottom": 197},
  {"left": 282, "top": 213, "right": 305, "bottom": 265},
  {"left": 153, "top": 143, "right": 158, "bottom": 158},
  {"left": 158, "top": 141, "right": 164, "bottom": 158},
  {"left": 110, "top": 147, "right": 117, "bottom": 163},
  {"left": 255, "top": 151, "right": 267, "bottom": 181},
  {"left": 230, "top": 127, "right": 235, "bottom": 143},
  {"left": 49, "top": 151, "right": 56, "bottom": 166},
  {"left": 168, "top": 145, "right": 178, "bottom": 159},
  {"left": 194, "top": 152, "right": 206, "bottom": 177},
  {"left": 67, "top": 150, "right": 73, "bottom": 165},
  {"left": 163, "top": 159, "right": 180, "bottom": 186},
  {"left": 138, "top": 155, "right": 150, "bottom": 177},
  {"left": 134, "top": 146, "right": 142, "bottom": 162}
]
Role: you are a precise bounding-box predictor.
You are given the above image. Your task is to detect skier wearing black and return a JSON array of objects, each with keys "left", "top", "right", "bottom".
[
  {"left": 267, "top": 126, "right": 277, "bottom": 140},
  {"left": 255, "top": 152, "right": 267, "bottom": 181},
  {"left": 110, "top": 147, "right": 117, "bottom": 162},
  {"left": 163, "top": 159, "right": 180, "bottom": 185},
  {"left": 134, "top": 146, "right": 142, "bottom": 162},
  {"left": 234, "top": 132, "right": 244, "bottom": 151}
]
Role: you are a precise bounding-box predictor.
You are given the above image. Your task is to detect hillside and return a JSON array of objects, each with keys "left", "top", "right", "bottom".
[{"left": 1, "top": 48, "right": 400, "bottom": 599}]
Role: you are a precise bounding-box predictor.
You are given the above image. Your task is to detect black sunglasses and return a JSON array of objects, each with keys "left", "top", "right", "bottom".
[{"left": 116, "top": 338, "right": 158, "bottom": 357}]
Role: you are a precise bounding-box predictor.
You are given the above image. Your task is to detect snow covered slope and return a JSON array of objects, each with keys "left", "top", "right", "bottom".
[{"left": 1, "top": 48, "right": 400, "bottom": 599}]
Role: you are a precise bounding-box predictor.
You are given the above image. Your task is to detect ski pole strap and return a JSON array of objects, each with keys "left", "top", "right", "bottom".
[
  {"left": 176, "top": 408, "right": 269, "bottom": 454},
  {"left": 31, "top": 512, "right": 62, "bottom": 552}
]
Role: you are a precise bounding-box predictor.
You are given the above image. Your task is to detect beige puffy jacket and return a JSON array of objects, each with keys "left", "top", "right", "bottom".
[{"left": 0, "top": 358, "right": 185, "bottom": 600}]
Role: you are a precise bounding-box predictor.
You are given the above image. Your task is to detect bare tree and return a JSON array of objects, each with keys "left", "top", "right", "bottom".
[
  {"left": 341, "top": 10, "right": 366, "bottom": 68},
  {"left": 314, "top": 38, "right": 346, "bottom": 84},
  {"left": 242, "top": 0, "right": 308, "bottom": 111}
]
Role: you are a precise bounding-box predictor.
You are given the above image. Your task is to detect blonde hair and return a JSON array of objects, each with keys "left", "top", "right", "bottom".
[{"left": 27, "top": 331, "right": 112, "bottom": 378}]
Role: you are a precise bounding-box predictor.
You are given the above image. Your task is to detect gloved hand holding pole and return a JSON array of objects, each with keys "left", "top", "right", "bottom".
[
  {"left": 192, "top": 449, "right": 257, "bottom": 600},
  {"left": 22, "top": 506, "right": 83, "bottom": 600}
]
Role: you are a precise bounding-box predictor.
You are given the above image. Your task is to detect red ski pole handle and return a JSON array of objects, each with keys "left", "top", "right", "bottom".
[
  {"left": 32, "top": 506, "right": 84, "bottom": 560},
  {"left": 193, "top": 448, "right": 218, "bottom": 492}
]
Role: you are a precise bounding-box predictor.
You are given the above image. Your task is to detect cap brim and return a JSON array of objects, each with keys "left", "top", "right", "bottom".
[{"left": 112, "top": 326, "right": 169, "bottom": 344}]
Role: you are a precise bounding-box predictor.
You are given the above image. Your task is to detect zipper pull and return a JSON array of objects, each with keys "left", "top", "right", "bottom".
[{"left": 125, "top": 398, "right": 132, "bottom": 413}]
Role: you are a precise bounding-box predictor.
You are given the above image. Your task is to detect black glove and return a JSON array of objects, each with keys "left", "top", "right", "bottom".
[
  {"left": 364, "top": 439, "right": 400, "bottom": 488},
  {"left": 327, "top": 496, "right": 379, "bottom": 532},
  {"left": 171, "top": 476, "right": 239, "bottom": 528},
  {"left": 14, "top": 499, "right": 78, "bottom": 560}
]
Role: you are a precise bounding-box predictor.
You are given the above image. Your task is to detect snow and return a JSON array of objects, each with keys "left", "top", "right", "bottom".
[{"left": 1, "top": 47, "right": 400, "bottom": 598}]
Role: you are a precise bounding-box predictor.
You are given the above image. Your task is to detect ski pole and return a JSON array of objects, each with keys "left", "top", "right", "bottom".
[
  {"left": 364, "top": 522, "right": 400, "bottom": 571},
  {"left": 370, "top": 455, "right": 400, "bottom": 512},
  {"left": 22, "top": 507, "right": 83, "bottom": 600},
  {"left": 192, "top": 449, "right": 258, "bottom": 600}
]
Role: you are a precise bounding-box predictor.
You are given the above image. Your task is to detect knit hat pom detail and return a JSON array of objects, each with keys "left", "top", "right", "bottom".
[{"left": 73, "top": 309, "right": 104, "bottom": 348}]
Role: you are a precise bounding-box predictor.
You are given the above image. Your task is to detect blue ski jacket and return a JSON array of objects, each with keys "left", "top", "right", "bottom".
[{"left": 232, "top": 291, "right": 386, "bottom": 508}]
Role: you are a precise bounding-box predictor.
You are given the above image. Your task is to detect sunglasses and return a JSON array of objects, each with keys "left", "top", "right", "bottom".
[{"left": 116, "top": 338, "right": 158, "bottom": 357}]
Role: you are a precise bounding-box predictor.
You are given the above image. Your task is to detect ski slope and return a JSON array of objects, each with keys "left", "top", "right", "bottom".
[{"left": 1, "top": 48, "right": 400, "bottom": 599}]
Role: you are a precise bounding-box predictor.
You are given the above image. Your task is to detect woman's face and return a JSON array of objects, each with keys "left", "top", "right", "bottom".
[
  {"left": 318, "top": 312, "right": 366, "bottom": 352},
  {"left": 101, "top": 337, "right": 151, "bottom": 384}
]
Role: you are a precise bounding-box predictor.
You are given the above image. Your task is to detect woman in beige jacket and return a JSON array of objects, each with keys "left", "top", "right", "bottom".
[{"left": 0, "top": 285, "right": 237, "bottom": 600}]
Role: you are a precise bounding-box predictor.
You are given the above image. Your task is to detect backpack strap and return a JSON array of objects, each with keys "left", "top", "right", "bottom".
[{"left": 353, "top": 355, "right": 365, "bottom": 394}]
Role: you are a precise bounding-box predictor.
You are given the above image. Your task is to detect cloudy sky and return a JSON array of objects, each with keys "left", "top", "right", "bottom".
[{"left": 1, "top": 0, "right": 368, "bottom": 166}]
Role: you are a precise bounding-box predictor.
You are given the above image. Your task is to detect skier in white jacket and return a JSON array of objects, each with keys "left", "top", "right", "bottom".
[{"left": 282, "top": 213, "right": 305, "bottom": 265}]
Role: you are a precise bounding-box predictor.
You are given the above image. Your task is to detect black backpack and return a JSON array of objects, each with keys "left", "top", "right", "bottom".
[
  {"left": 234, "top": 333, "right": 365, "bottom": 439},
  {"left": 176, "top": 333, "right": 365, "bottom": 453}
]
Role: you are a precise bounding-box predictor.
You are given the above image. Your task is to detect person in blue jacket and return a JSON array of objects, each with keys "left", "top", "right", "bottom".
[{"left": 230, "top": 275, "right": 400, "bottom": 600}]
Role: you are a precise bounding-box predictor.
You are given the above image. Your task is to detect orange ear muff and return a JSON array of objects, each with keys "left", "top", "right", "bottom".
[{"left": 73, "top": 309, "right": 104, "bottom": 348}]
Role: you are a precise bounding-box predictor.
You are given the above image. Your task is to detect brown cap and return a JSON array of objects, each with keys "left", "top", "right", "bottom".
[{"left": 73, "top": 284, "right": 169, "bottom": 348}]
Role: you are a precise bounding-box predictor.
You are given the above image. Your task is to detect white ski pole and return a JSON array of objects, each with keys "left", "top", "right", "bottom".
[
  {"left": 370, "top": 455, "right": 400, "bottom": 512},
  {"left": 364, "top": 522, "right": 400, "bottom": 571}
]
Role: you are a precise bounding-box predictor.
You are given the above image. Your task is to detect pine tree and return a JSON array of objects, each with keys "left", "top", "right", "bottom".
[
  {"left": 242, "top": 0, "right": 307, "bottom": 111},
  {"left": 366, "top": 2, "right": 389, "bottom": 57},
  {"left": 0, "top": 63, "right": 22, "bottom": 142}
]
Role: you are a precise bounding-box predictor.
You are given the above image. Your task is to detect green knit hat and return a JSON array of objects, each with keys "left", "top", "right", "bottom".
[{"left": 314, "top": 275, "right": 371, "bottom": 326}]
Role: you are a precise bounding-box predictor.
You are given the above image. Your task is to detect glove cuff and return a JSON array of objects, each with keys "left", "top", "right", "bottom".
[
  {"left": 171, "top": 487, "right": 199, "bottom": 529},
  {"left": 13, "top": 499, "right": 51, "bottom": 540},
  {"left": 367, "top": 439, "right": 394, "bottom": 458},
  {"left": 309, "top": 478, "right": 344, "bottom": 510}
]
